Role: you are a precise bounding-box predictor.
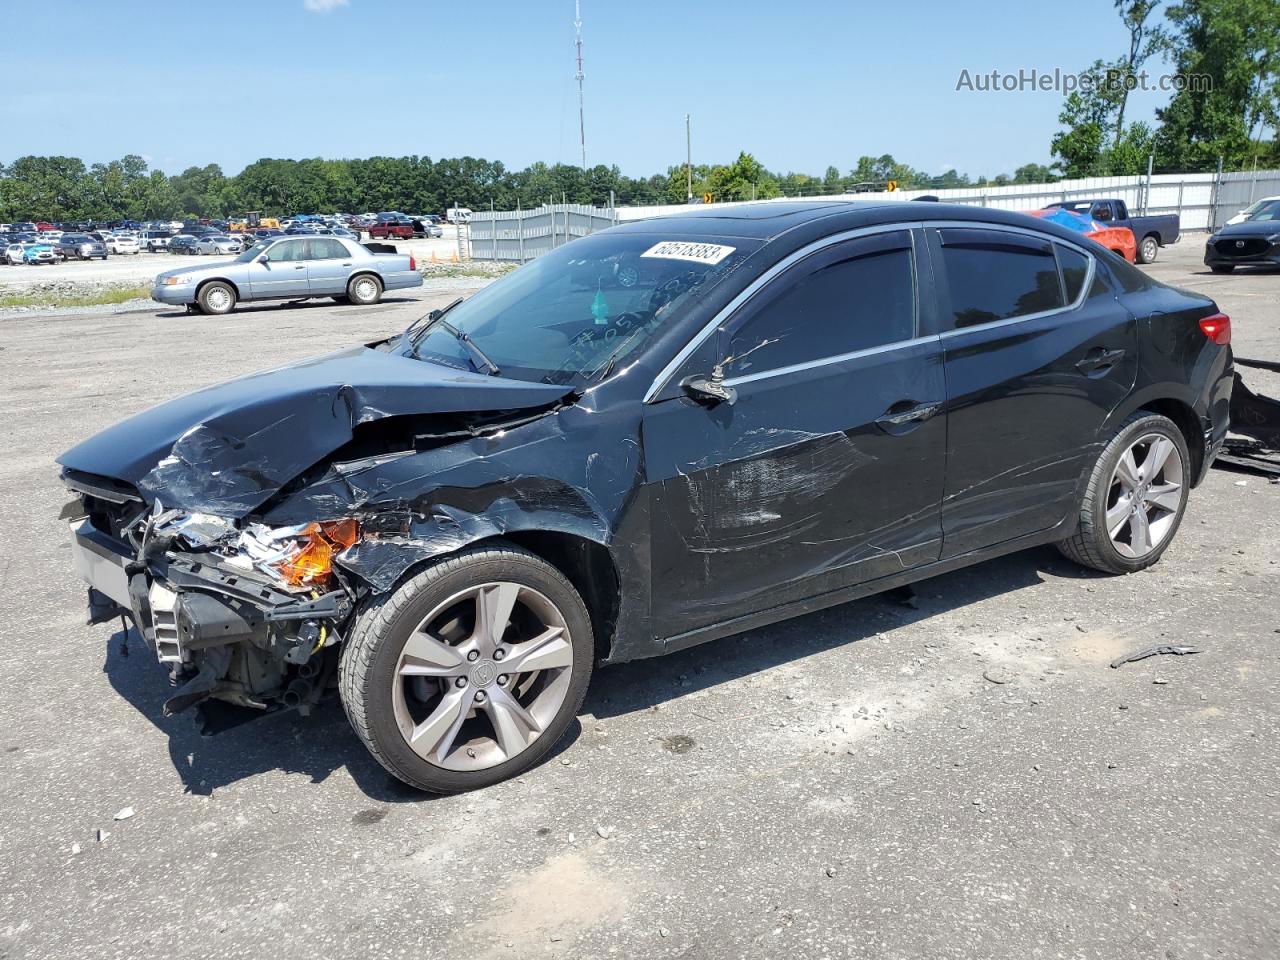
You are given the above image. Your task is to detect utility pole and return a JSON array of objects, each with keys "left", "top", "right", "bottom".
[
  {"left": 575, "top": 1, "right": 586, "bottom": 169},
  {"left": 686, "top": 114, "right": 693, "bottom": 202}
]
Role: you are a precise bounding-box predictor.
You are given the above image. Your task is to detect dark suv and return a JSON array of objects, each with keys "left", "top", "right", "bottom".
[{"left": 57, "top": 201, "right": 1232, "bottom": 794}]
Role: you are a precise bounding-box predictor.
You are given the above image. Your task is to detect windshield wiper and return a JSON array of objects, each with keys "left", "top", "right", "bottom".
[
  {"left": 401, "top": 298, "right": 462, "bottom": 349},
  {"left": 425, "top": 318, "right": 502, "bottom": 376}
]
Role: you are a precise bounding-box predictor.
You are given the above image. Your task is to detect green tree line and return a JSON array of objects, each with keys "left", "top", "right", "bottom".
[
  {"left": 1051, "top": 0, "right": 1280, "bottom": 176},
  {"left": 0, "top": 150, "right": 1064, "bottom": 223}
]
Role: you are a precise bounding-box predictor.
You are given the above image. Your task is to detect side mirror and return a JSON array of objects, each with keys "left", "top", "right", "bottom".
[
  {"left": 256, "top": 254, "right": 269, "bottom": 263},
  {"left": 681, "top": 364, "right": 736, "bottom": 406}
]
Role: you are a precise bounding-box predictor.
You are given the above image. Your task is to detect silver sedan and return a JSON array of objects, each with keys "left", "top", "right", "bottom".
[
  {"left": 151, "top": 234, "right": 423, "bottom": 315},
  {"left": 193, "top": 235, "right": 242, "bottom": 256}
]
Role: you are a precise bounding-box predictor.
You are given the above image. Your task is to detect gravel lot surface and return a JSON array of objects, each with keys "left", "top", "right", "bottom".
[{"left": 1, "top": 239, "right": 1278, "bottom": 960}]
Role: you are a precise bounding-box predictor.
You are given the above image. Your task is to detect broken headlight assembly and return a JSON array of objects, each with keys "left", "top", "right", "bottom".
[{"left": 223, "top": 517, "right": 362, "bottom": 588}]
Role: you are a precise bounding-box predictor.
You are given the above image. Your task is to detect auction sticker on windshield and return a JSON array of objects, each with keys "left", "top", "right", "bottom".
[{"left": 640, "top": 241, "right": 736, "bottom": 264}]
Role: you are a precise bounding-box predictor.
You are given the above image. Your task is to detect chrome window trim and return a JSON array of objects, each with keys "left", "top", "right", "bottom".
[
  {"left": 642, "top": 223, "right": 921, "bottom": 404},
  {"left": 723, "top": 334, "right": 937, "bottom": 387},
  {"left": 925, "top": 220, "right": 1096, "bottom": 338}
]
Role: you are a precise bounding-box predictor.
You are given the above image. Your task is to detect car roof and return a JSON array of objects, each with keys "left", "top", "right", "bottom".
[{"left": 607, "top": 199, "right": 1103, "bottom": 248}]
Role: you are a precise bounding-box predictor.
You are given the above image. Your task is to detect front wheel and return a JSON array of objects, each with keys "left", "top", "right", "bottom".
[
  {"left": 197, "top": 281, "right": 237, "bottom": 316},
  {"left": 339, "top": 544, "right": 594, "bottom": 794},
  {"left": 347, "top": 273, "right": 383, "bottom": 305},
  {"left": 1057, "top": 413, "right": 1190, "bottom": 574},
  {"left": 1137, "top": 236, "right": 1159, "bottom": 264}
]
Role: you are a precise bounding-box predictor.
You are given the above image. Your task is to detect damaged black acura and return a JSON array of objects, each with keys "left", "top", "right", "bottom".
[{"left": 58, "top": 201, "right": 1233, "bottom": 793}]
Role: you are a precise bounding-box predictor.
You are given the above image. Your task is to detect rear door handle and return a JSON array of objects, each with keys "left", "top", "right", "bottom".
[
  {"left": 876, "top": 400, "right": 942, "bottom": 432},
  {"left": 1076, "top": 347, "right": 1126, "bottom": 374}
]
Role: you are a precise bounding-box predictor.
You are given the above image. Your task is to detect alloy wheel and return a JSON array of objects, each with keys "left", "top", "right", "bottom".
[
  {"left": 353, "top": 277, "right": 378, "bottom": 301},
  {"left": 1105, "top": 432, "right": 1184, "bottom": 558},
  {"left": 392, "top": 582, "right": 574, "bottom": 772}
]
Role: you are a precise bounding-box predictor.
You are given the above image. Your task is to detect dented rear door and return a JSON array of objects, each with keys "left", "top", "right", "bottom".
[{"left": 641, "top": 228, "right": 946, "bottom": 638}]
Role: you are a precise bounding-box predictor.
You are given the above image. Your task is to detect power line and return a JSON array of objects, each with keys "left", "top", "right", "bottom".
[{"left": 574, "top": 1, "right": 586, "bottom": 169}]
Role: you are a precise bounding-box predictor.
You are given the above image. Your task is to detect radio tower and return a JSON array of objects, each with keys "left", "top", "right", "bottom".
[{"left": 574, "top": 0, "right": 586, "bottom": 168}]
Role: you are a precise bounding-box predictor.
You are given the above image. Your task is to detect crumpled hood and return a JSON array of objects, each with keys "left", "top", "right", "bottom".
[{"left": 58, "top": 345, "right": 571, "bottom": 517}]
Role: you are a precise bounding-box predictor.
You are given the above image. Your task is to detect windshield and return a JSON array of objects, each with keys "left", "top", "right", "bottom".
[
  {"left": 405, "top": 231, "right": 761, "bottom": 386},
  {"left": 234, "top": 241, "right": 267, "bottom": 262},
  {"left": 1245, "top": 199, "right": 1280, "bottom": 222}
]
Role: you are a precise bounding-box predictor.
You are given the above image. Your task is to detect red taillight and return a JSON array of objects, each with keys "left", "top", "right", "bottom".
[
  {"left": 1199, "top": 312, "right": 1231, "bottom": 345},
  {"left": 409, "top": 255, "right": 416, "bottom": 270}
]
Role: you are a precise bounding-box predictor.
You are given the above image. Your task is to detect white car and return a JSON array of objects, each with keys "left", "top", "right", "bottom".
[
  {"left": 5, "top": 243, "right": 28, "bottom": 265},
  {"left": 1226, "top": 196, "right": 1280, "bottom": 225},
  {"left": 107, "top": 236, "right": 140, "bottom": 255},
  {"left": 193, "top": 235, "right": 241, "bottom": 256}
]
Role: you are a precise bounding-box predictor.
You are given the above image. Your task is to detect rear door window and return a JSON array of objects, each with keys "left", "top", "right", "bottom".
[
  {"left": 725, "top": 230, "right": 917, "bottom": 378},
  {"left": 306, "top": 238, "right": 347, "bottom": 260},
  {"left": 937, "top": 228, "right": 1064, "bottom": 328}
]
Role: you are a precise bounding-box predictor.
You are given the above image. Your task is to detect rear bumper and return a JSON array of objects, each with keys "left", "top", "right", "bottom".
[{"left": 382, "top": 270, "right": 424, "bottom": 291}]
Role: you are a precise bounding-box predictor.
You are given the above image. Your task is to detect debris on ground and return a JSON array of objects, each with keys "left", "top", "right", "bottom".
[
  {"left": 1215, "top": 358, "right": 1280, "bottom": 477},
  {"left": 983, "top": 667, "right": 1016, "bottom": 684},
  {"left": 96, "top": 829, "right": 110, "bottom": 843},
  {"left": 113, "top": 806, "right": 135, "bottom": 821},
  {"left": 1109, "top": 644, "right": 1202, "bottom": 669}
]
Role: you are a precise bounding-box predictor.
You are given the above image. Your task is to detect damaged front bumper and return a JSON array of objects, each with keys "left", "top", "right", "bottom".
[{"left": 68, "top": 515, "right": 351, "bottom": 718}]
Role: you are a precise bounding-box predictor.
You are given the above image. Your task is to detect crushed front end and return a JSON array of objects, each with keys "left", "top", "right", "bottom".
[{"left": 62, "top": 467, "right": 356, "bottom": 722}]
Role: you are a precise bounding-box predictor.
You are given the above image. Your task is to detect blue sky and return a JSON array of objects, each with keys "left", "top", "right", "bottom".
[{"left": 4, "top": 0, "right": 1177, "bottom": 179}]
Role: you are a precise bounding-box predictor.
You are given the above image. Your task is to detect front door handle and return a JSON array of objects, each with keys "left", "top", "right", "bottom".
[
  {"left": 294, "top": 265, "right": 306, "bottom": 270},
  {"left": 1076, "top": 347, "right": 1126, "bottom": 375},
  {"left": 876, "top": 400, "right": 942, "bottom": 432}
]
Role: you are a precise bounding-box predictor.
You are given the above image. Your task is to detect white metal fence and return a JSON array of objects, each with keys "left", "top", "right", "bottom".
[
  {"left": 467, "top": 203, "right": 618, "bottom": 262},
  {"left": 467, "top": 169, "right": 1280, "bottom": 261}
]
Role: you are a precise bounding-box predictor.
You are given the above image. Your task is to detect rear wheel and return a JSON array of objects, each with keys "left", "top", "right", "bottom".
[
  {"left": 1057, "top": 413, "right": 1189, "bottom": 574},
  {"left": 347, "top": 273, "right": 383, "bottom": 305},
  {"left": 1210, "top": 265, "right": 1235, "bottom": 274},
  {"left": 197, "top": 281, "right": 237, "bottom": 316},
  {"left": 1137, "top": 235, "right": 1159, "bottom": 264},
  {"left": 339, "top": 544, "right": 593, "bottom": 793}
]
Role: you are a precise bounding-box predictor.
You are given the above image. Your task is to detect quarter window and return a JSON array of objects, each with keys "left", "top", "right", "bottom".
[
  {"left": 725, "top": 233, "right": 916, "bottom": 378},
  {"left": 939, "top": 230, "right": 1064, "bottom": 328},
  {"left": 1056, "top": 244, "right": 1091, "bottom": 302}
]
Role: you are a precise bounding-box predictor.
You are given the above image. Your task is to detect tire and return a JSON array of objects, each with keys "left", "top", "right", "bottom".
[
  {"left": 197, "top": 280, "right": 237, "bottom": 316},
  {"left": 339, "top": 543, "right": 594, "bottom": 794},
  {"left": 1057, "top": 412, "right": 1190, "bottom": 574},
  {"left": 1137, "top": 235, "right": 1159, "bottom": 264},
  {"left": 1210, "top": 265, "right": 1235, "bottom": 274},
  {"left": 347, "top": 273, "right": 383, "bottom": 305}
]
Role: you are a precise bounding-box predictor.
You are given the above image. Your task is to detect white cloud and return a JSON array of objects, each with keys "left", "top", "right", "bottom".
[{"left": 303, "top": 0, "right": 349, "bottom": 11}]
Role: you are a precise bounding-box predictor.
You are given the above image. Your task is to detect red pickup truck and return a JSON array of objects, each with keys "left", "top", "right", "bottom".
[{"left": 367, "top": 219, "right": 413, "bottom": 240}]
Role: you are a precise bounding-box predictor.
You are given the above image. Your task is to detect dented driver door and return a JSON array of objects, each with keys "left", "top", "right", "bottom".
[{"left": 641, "top": 228, "right": 947, "bottom": 640}]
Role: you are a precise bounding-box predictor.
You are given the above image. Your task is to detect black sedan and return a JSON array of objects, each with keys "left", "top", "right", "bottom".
[
  {"left": 57, "top": 201, "right": 1233, "bottom": 794},
  {"left": 166, "top": 235, "right": 199, "bottom": 255},
  {"left": 1204, "top": 198, "right": 1280, "bottom": 272}
]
